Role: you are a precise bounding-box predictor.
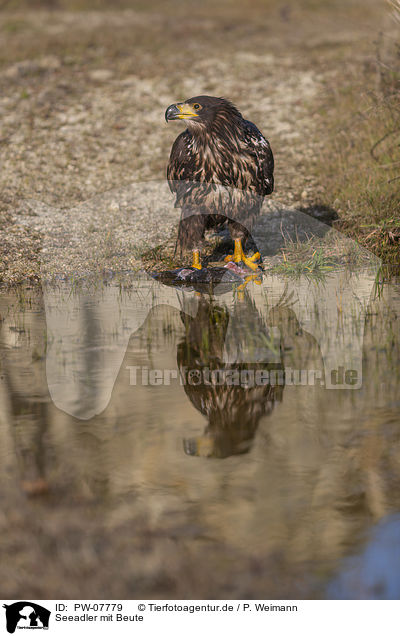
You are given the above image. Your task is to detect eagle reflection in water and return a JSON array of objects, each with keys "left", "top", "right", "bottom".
[{"left": 177, "top": 292, "right": 284, "bottom": 459}]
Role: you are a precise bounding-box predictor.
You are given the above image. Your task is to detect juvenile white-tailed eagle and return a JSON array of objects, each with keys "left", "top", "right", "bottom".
[{"left": 165, "top": 95, "right": 274, "bottom": 271}]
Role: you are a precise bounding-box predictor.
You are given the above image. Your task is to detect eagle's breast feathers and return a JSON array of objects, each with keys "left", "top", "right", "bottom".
[{"left": 167, "top": 116, "right": 273, "bottom": 209}]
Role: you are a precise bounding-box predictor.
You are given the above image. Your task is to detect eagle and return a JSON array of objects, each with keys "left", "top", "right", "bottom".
[{"left": 165, "top": 95, "right": 274, "bottom": 271}]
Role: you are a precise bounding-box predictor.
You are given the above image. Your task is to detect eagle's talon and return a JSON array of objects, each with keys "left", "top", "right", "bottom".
[
  {"left": 228, "top": 239, "right": 262, "bottom": 271},
  {"left": 241, "top": 257, "right": 261, "bottom": 272}
]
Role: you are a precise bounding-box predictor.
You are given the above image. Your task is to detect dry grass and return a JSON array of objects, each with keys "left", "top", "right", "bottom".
[{"left": 313, "top": 2, "right": 400, "bottom": 269}]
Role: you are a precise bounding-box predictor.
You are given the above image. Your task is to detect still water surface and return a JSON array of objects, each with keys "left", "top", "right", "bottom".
[{"left": 0, "top": 268, "right": 399, "bottom": 599}]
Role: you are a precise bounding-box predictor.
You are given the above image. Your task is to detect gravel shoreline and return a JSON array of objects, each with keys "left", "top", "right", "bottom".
[{"left": 0, "top": 2, "right": 383, "bottom": 284}]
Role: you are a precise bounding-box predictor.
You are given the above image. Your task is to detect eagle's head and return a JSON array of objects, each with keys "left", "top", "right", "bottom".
[{"left": 165, "top": 95, "right": 242, "bottom": 133}]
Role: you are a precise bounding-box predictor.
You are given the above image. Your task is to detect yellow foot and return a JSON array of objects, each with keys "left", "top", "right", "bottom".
[
  {"left": 241, "top": 252, "right": 261, "bottom": 271},
  {"left": 191, "top": 250, "right": 202, "bottom": 270},
  {"left": 225, "top": 239, "right": 261, "bottom": 271}
]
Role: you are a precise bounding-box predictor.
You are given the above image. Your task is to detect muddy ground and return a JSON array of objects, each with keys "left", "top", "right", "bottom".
[{"left": 0, "top": 0, "right": 392, "bottom": 283}]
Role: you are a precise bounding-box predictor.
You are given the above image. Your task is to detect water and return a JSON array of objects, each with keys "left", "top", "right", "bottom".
[{"left": 1, "top": 268, "right": 400, "bottom": 599}]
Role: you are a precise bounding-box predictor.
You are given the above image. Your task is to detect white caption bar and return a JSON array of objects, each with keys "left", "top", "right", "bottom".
[{"left": 1, "top": 599, "right": 398, "bottom": 635}]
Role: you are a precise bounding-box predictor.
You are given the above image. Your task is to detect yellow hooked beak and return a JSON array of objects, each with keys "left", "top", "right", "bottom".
[{"left": 165, "top": 102, "right": 200, "bottom": 121}]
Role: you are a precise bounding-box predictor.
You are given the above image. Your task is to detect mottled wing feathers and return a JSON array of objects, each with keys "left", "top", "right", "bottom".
[
  {"left": 167, "top": 130, "right": 196, "bottom": 199},
  {"left": 242, "top": 120, "right": 274, "bottom": 196}
]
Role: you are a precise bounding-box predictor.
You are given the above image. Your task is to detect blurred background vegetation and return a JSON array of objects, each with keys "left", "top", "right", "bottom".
[{"left": 315, "top": 0, "right": 400, "bottom": 268}]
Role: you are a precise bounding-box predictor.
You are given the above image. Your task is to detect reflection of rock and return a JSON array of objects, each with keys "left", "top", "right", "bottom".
[
  {"left": 327, "top": 514, "right": 400, "bottom": 599},
  {"left": 253, "top": 205, "right": 338, "bottom": 255}
]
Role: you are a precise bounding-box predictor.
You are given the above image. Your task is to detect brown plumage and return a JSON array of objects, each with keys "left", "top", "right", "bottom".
[{"left": 165, "top": 96, "right": 274, "bottom": 270}]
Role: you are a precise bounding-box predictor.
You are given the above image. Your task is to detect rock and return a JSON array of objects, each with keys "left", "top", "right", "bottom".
[
  {"left": 39, "top": 55, "right": 61, "bottom": 71},
  {"left": 3, "top": 56, "right": 60, "bottom": 80},
  {"left": 108, "top": 201, "right": 120, "bottom": 213},
  {"left": 253, "top": 205, "right": 339, "bottom": 256},
  {"left": 4, "top": 61, "right": 40, "bottom": 79},
  {"left": 152, "top": 266, "right": 245, "bottom": 293},
  {"left": 89, "top": 69, "right": 114, "bottom": 82}
]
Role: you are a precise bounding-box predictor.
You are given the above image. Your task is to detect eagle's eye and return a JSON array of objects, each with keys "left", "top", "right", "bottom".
[{"left": 192, "top": 103, "right": 201, "bottom": 110}]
